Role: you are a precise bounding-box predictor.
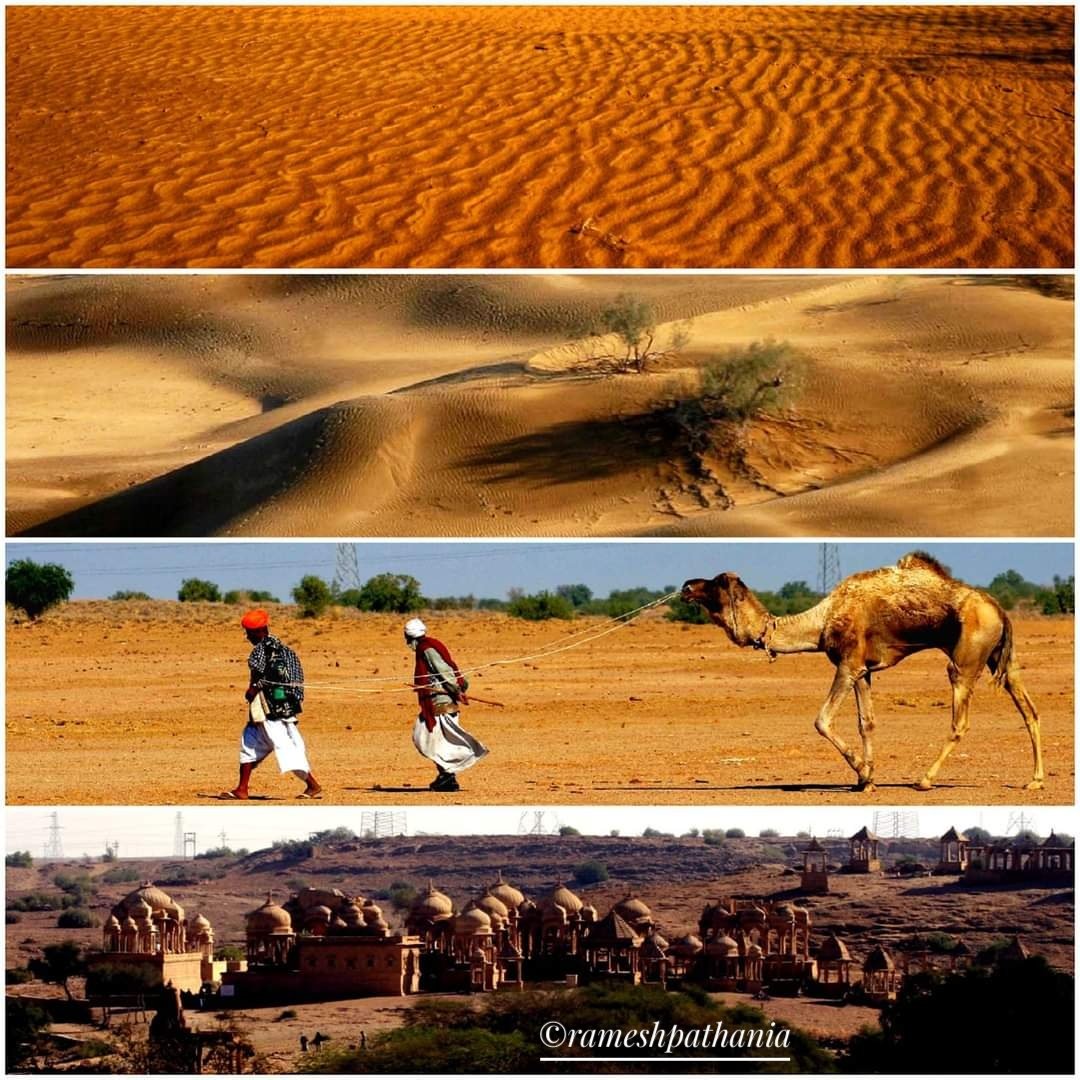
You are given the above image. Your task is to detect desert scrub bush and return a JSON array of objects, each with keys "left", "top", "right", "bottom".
[
  {"left": 573, "top": 860, "right": 609, "bottom": 885},
  {"left": 6, "top": 559, "right": 74, "bottom": 619},
  {"left": 224, "top": 589, "right": 280, "bottom": 605},
  {"left": 507, "top": 591, "right": 574, "bottom": 621},
  {"left": 577, "top": 293, "right": 691, "bottom": 374},
  {"left": 109, "top": 590, "right": 151, "bottom": 601},
  {"left": 292, "top": 575, "right": 332, "bottom": 618},
  {"left": 57, "top": 908, "right": 96, "bottom": 929},
  {"left": 178, "top": 578, "right": 221, "bottom": 602}
]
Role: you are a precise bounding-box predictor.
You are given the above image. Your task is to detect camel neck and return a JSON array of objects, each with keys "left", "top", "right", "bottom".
[{"left": 763, "top": 598, "right": 829, "bottom": 654}]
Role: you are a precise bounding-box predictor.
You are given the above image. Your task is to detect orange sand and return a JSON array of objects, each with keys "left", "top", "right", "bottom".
[
  {"left": 7, "top": 274, "right": 1074, "bottom": 538},
  {"left": 6, "top": 6, "right": 1073, "bottom": 269}
]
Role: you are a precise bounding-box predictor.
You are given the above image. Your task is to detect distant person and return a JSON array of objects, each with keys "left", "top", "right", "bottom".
[
  {"left": 300, "top": 1034, "right": 309, "bottom": 1052},
  {"left": 405, "top": 618, "right": 488, "bottom": 792},
  {"left": 222, "top": 609, "right": 322, "bottom": 799},
  {"left": 359, "top": 1030, "right": 367, "bottom": 1050}
]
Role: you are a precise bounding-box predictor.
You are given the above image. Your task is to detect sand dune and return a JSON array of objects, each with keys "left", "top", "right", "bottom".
[
  {"left": 7, "top": 273, "right": 1073, "bottom": 538},
  {"left": 6, "top": 6, "right": 1073, "bottom": 269}
]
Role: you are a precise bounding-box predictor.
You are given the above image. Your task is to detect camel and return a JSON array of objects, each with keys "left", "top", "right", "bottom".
[{"left": 681, "top": 552, "right": 1044, "bottom": 792}]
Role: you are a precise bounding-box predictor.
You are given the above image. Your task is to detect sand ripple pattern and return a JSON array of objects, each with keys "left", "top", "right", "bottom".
[{"left": 7, "top": 6, "right": 1074, "bottom": 268}]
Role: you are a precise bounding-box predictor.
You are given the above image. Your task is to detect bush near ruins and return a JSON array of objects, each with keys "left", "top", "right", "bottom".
[
  {"left": 573, "top": 860, "right": 609, "bottom": 885},
  {"left": 6, "top": 559, "right": 74, "bottom": 619},
  {"left": 57, "top": 908, "right": 95, "bottom": 929},
  {"left": 178, "top": 578, "right": 221, "bottom": 602}
]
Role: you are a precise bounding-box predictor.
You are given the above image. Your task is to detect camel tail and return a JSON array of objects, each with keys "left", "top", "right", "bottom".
[{"left": 987, "top": 611, "right": 1015, "bottom": 688}]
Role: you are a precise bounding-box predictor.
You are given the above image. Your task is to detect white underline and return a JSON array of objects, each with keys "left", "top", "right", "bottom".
[{"left": 539, "top": 1057, "right": 792, "bottom": 1062}]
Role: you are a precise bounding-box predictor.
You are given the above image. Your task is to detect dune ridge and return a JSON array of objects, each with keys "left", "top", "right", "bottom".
[
  {"left": 7, "top": 273, "right": 1073, "bottom": 538},
  {"left": 7, "top": 6, "right": 1073, "bottom": 268}
]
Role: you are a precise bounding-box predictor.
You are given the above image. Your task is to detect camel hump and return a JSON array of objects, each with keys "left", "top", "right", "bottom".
[{"left": 896, "top": 551, "right": 952, "bottom": 577}]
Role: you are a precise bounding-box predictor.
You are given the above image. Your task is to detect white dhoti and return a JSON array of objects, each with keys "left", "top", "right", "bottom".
[
  {"left": 412, "top": 712, "right": 489, "bottom": 774},
  {"left": 240, "top": 697, "right": 310, "bottom": 778}
]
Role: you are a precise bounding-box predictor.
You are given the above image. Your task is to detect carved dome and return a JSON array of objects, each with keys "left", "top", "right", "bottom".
[
  {"left": 476, "top": 893, "right": 509, "bottom": 919},
  {"left": 487, "top": 872, "right": 525, "bottom": 909},
  {"left": 454, "top": 905, "right": 493, "bottom": 934},
  {"left": 548, "top": 883, "right": 583, "bottom": 914},
  {"left": 614, "top": 896, "right": 652, "bottom": 922},
  {"left": 189, "top": 913, "right": 212, "bottom": 932},
  {"left": 362, "top": 903, "right": 384, "bottom": 923},
  {"left": 410, "top": 883, "right": 454, "bottom": 921},
  {"left": 706, "top": 933, "right": 740, "bottom": 957},
  {"left": 246, "top": 896, "right": 293, "bottom": 935}
]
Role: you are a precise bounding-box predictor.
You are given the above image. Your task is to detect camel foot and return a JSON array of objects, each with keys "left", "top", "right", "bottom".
[
  {"left": 914, "top": 778, "right": 933, "bottom": 792},
  {"left": 1024, "top": 779, "right": 1045, "bottom": 791}
]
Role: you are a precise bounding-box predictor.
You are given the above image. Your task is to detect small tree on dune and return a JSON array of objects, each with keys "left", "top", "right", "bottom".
[
  {"left": 581, "top": 294, "right": 691, "bottom": 374},
  {"left": 6, "top": 559, "right": 74, "bottom": 620}
]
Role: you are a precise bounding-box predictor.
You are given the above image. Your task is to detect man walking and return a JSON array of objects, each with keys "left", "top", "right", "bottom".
[
  {"left": 405, "top": 618, "right": 488, "bottom": 792},
  {"left": 223, "top": 609, "right": 322, "bottom": 800}
]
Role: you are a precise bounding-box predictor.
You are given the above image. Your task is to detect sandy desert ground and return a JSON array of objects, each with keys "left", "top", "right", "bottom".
[
  {"left": 7, "top": 274, "right": 1074, "bottom": 538},
  {"left": 6, "top": 6, "right": 1073, "bottom": 269},
  {"left": 5, "top": 605, "right": 1072, "bottom": 806},
  {"left": 7, "top": 837, "right": 1072, "bottom": 1070}
]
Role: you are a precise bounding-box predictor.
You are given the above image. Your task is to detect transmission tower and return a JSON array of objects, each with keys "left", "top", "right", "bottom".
[
  {"left": 818, "top": 543, "right": 841, "bottom": 594},
  {"left": 517, "top": 810, "right": 560, "bottom": 835},
  {"left": 43, "top": 812, "right": 64, "bottom": 859},
  {"left": 173, "top": 812, "right": 185, "bottom": 857},
  {"left": 332, "top": 543, "right": 363, "bottom": 594},
  {"left": 183, "top": 832, "right": 197, "bottom": 859},
  {"left": 1006, "top": 811, "right": 1037, "bottom": 836},
  {"left": 104, "top": 840, "right": 120, "bottom": 859},
  {"left": 219, "top": 829, "right": 229, "bottom": 849},
  {"left": 872, "top": 811, "right": 920, "bottom": 839},
  {"left": 360, "top": 811, "right": 408, "bottom": 838}
]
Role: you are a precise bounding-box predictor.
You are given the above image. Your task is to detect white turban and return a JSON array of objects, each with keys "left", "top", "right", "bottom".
[{"left": 404, "top": 618, "right": 427, "bottom": 641}]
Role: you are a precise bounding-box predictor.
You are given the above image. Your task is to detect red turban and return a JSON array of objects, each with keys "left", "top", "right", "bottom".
[{"left": 241, "top": 609, "right": 269, "bottom": 630}]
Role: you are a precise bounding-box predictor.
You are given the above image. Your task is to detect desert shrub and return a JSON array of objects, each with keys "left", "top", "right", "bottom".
[
  {"left": 725, "top": 828, "right": 746, "bottom": 839},
  {"left": 556, "top": 584, "right": 593, "bottom": 608},
  {"left": 558, "top": 825, "right": 581, "bottom": 837},
  {"left": 292, "top": 575, "right": 332, "bottom": 618},
  {"left": 6, "top": 912, "right": 21, "bottom": 924},
  {"left": 6, "top": 851, "right": 33, "bottom": 868},
  {"left": 178, "top": 578, "right": 221, "bottom": 602},
  {"left": 271, "top": 838, "right": 315, "bottom": 859},
  {"left": 8, "top": 892, "right": 64, "bottom": 912},
  {"left": 277, "top": 1009, "right": 298, "bottom": 1021},
  {"left": 665, "top": 595, "right": 710, "bottom": 623},
  {"left": 702, "top": 829, "right": 725, "bottom": 847},
  {"left": 6, "top": 559, "right": 74, "bottom": 619},
  {"left": 7, "top": 998, "right": 50, "bottom": 1069},
  {"left": 844, "top": 959, "right": 1073, "bottom": 1073},
  {"left": 57, "top": 908, "right": 95, "bottom": 929},
  {"left": 100, "top": 864, "right": 140, "bottom": 884},
  {"left": 642, "top": 827, "right": 674, "bottom": 838},
  {"left": 476, "top": 598, "right": 508, "bottom": 612},
  {"left": 430, "top": 595, "right": 477, "bottom": 611},
  {"left": 761, "top": 844, "right": 787, "bottom": 862},
  {"left": 386, "top": 882, "right": 418, "bottom": 911},
  {"left": 508, "top": 591, "right": 574, "bottom": 621},
  {"left": 109, "top": 589, "right": 151, "bottom": 601},
  {"left": 6, "top": 966, "right": 33, "bottom": 984},
  {"left": 86, "top": 962, "right": 162, "bottom": 997},
  {"left": 340, "top": 573, "right": 425, "bottom": 614},
  {"left": 963, "top": 826, "right": 992, "bottom": 844},
  {"left": 588, "top": 294, "right": 691, "bottom": 374},
  {"left": 695, "top": 340, "right": 801, "bottom": 422},
  {"left": 28, "top": 941, "right": 85, "bottom": 1000},
  {"left": 759, "top": 828, "right": 780, "bottom": 838},
  {"left": 224, "top": 589, "right": 280, "bottom": 605},
  {"left": 573, "top": 860, "right": 609, "bottom": 885}
]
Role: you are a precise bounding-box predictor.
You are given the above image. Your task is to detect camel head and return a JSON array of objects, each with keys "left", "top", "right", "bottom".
[{"left": 681, "top": 573, "right": 771, "bottom": 648}]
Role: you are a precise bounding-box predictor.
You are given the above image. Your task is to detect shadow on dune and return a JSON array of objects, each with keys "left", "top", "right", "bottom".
[
  {"left": 459, "top": 413, "right": 671, "bottom": 485},
  {"left": 18, "top": 407, "right": 334, "bottom": 537}
]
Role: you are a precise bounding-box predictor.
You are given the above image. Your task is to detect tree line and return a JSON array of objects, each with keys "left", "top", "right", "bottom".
[{"left": 5, "top": 558, "right": 1075, "bottom": 622}]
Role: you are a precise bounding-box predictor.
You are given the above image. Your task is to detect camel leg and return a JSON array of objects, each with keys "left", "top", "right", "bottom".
[
  {"left": 813, "top": 667, "right": 864, "bottom": 787},
  {"left": 1003, "top": 668, "right": 1044, "bottom": 790},
  {"left": 917, "top": 661, "right": 975, "bottom": 790},
  {"left": 853, "top": 674, "right": 877, "bottom": 792}
]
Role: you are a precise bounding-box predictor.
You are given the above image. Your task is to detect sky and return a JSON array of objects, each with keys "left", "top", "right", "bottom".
[
  {"left": 6, "top": 541, "right": 1073, "bottom": 603},
  {"left": 5, "top": 806, "right": 1063, "bottom": 859}
]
